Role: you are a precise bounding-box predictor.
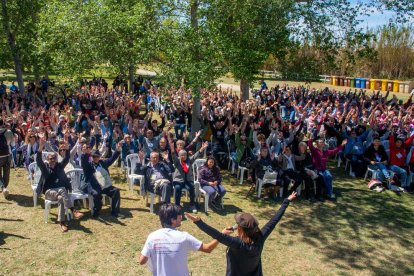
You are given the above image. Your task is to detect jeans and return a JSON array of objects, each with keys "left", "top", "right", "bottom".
[
  {"left": 174, "top": 124, "right": 186, "bottom": 139},
  {"left": 319, "top": 170, "right": 333, "bottom": 197},
  {"left": 389, "top": 165, "right": 408, "bottom": 187},
  {"left": 202, "top": 185, "right": 227, "bottom": 204},
  {"left": 369, "top": 163, "right": 390, "bottom": 181},
  {"left": 173, "top": 180, "right": 196, "bottom": 206},
  {"left": 0, "top": 155, "right": 11, "bottom": 188}
]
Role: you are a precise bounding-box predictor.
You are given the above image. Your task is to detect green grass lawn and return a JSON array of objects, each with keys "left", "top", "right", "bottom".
[{"left": 1, "top": 162, "right": 414, "bottom": 275}]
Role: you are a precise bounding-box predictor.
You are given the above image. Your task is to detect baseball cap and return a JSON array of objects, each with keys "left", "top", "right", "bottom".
[
  {"left": 235, "top": 213, "right": 259, "bottom": 230},
  {"left": 91, "top": 149, "right": 101, "bottom": 157}
]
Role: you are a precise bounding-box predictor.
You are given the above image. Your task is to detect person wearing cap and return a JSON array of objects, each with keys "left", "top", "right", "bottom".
[
  {"left": 36, "top": 136, "right": 83, "bottom": 232},
  {"left": 185, "top": 192, "right": 297, "bottom": 276},
  {"left": 81, "top": 142, "right": 122, "bottom": 218},
  {"left": 139, "top": 203, "right": 220, "bottom": 276}
]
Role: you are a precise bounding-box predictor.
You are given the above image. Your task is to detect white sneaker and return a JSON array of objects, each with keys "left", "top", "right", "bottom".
[
  {"left": 3, "top": 188, "right": 9, "bottom": 199},
  {"left": 350, "top": 172, "right": 356, "bottom": 178}
]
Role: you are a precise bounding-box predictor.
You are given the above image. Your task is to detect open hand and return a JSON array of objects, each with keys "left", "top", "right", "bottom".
[{"left": 184, "top": 212, "right": 200, "bottom": 222}]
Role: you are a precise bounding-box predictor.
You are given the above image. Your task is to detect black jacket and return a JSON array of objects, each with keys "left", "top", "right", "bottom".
[
  {"left": 81, "top": 150, "right": 120, "bottom": 191},
  {"left": 142, "top": 161, "right": 174, "bottom": 192},
  {"left": 36, "top": 150, "right": 71, "bottom": 195},
  {"left": 195, "top": 199, "right": 290, "bottom": 276}
]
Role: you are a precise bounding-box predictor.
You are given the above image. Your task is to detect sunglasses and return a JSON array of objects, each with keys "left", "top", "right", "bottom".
[
  {"left": 30, "top": 136, "right": 36, "bottom": 138},
  {"left": 48, "top": 157, "right": 57, "bottom": 161}
]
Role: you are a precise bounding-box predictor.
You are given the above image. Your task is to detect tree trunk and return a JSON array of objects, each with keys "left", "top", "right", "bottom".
[
  {"left": 1, "top": 0, "right": 25, "bottom": 94},
  {"left": 190, "top": 0, "right": 201, "bottom": 135},
  {"left": 191, "top": 93, "right": 201, "bottom": 134},
  {"left": 240, "top": 79, "right": 250, "bottom": 101},
  {"left": 128, "top": 64, "right": 135, "bottom": 93}
]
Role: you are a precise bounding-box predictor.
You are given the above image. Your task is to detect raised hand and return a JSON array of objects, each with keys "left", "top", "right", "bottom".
[
  {"left": 287, "top": 191, "right": 297, "bottom": 202},
  {"left": 201, "top": 141, "right": 209, "bottom": 150},
  {"left": 162, "top": 151, "right": 169, "bottom": 161},
  {"left": 138, "top": 150, "right": 145, "bottom": 161}
]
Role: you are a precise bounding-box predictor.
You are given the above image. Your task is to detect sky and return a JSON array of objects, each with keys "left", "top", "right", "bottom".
[{"left": 350, "top": 0, "right": 413, "bottom": 29}]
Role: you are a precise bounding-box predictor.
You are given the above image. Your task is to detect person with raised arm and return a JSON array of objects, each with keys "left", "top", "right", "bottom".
[{"left": 185, "top": 192, "right": 297, "bottom": 276}]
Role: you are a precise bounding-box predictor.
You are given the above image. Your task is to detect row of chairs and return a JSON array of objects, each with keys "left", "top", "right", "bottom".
[
  {"left": 28, "top": 154, "right": 111, "bottom": 223},
  {"left": 124, "top": 154, "right": 210, "bottom": 213}
]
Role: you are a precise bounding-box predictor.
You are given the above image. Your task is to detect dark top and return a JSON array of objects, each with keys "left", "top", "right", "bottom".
[
  {"left": 81, "top": 150, "right": 120, "bottom": 191},
  {"left": 194, "top": 199, "right": 290, "bottom": 276},
  {"left": 363, "top": 144, "right": 388, "bottom": 163},
  {"left": 36, "top": 149, "right": 71, "bottom": 195}
]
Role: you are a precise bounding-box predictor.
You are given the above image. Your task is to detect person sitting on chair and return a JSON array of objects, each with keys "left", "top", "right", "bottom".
[
  {"left": 81, "top": 142, "right": 123, "bottom": 218},
  {"left": 169, "top": 139, "right": 209, "bottom": 213},
  {"left": 198, "top": 156, "right": 226, "bottom": 210},
  {"left": 36, "top": 136, "right": 83, "bottom": 232},
  {"left": 278, "top": 145, "right": 304, "bottom": 198},
  {"left": 142, "top": 151, "right": 174, "bottom": 204},
  {"left": 248, "top": 147, "right": 280, "bottom": 199}
]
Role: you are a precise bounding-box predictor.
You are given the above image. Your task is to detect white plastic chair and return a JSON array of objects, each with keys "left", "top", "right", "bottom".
[
  {"left": 66, "top": 169, "right": 94, "bottom": 212},
  {"left": 146, "top": 192, "right": 161, "bottom": 213},
  {"left": 192, "top": 159, "right": 208, "bottom": 212},
  {"left": 44, "top": 200, "right": 71, "bottom": 223},
  {"left": 126, "top": 154, "right": 145, "bottom": 194},
  {"left": 41, "top": 152, "right": 54, "bottom": 161},
  {"left": 227, "top": 141, "right": 236, "bottom": 174},
  {"left": 256, "top": 170, "right": 278, "bottom": 198},
  {"left": 237, "top": 165, "right": 249, "bottom": 184},
  {"left": 28, "top": 162, "right": 41, "bottom": 207}
]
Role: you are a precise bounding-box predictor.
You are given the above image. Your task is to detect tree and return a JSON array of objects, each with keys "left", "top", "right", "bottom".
[
  {"left": 157, "top": 0, "right": 224, "bottom": 132},
  {"left": 207, "top": 0, "right": 292, "bottom": 100},
  {"left": 0, "top": 0, "right": 42, "bottom": 93}
]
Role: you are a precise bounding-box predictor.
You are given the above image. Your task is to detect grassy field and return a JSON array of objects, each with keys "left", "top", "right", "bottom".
[
  {"left": 1, "top": 161, "right": 414, "bottom": 275},
  {"left": 217, "top": 75, "right": 413, "bottom": 102}
]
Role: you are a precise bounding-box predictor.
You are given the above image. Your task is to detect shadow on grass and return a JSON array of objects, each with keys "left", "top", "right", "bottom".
[
  {"left": 6, "top": 194, "right": 34, "bottom": 207},
  {"left": 0, "top": 231, "right": 30, "bottom": 249},
  {"left": 0, "top": 218, "right": 24, "bottom": 222},
  {"left": 269, "top": 176, "right": 414, "bottom": 275}
]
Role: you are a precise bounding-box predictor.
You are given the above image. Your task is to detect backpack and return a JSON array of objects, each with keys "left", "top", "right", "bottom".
[{"left": 0, "top": 130, "right": 10, "bottom": 155}]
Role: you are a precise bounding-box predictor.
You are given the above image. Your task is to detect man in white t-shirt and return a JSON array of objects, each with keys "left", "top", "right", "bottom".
[{"left": 139, "top": 204, "right": 219, "bottom": 276}]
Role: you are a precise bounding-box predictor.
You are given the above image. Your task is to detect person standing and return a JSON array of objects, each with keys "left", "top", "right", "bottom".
[
  {"left": 139, "top": 203, "right": 219, "bottom": 276},
  {"left": 185, "top": 192, "right": 297, "bottom": 276},
  {"left": 0, "top": 119, "right": 14, "bottom": 198}
]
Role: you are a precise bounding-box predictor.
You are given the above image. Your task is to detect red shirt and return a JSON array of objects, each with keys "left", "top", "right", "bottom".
[{"left": 389, "top": 134, "right": 414, "bottom": 167}]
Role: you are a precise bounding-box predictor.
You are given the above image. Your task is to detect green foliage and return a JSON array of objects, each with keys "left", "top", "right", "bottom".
[{"left": 207, "top": 0, "right": 292, "bottom": 86}]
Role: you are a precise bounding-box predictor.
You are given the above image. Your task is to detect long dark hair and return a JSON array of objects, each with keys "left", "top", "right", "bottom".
[
  {"left": 203, "top": 155, "right": 220, "bottom": 175},
  {"left": 239, "top": 226, "right": 263, "bottom": 245}
]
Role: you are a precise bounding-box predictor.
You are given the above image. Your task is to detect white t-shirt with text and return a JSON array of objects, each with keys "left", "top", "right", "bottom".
[{"left": 141, "top": 228, "right": 202, "bottom": 276}]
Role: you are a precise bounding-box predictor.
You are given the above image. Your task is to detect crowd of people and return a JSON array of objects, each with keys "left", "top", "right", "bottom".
[{"left": 0, "top": 76, "right": 413, "bottom": 234}]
